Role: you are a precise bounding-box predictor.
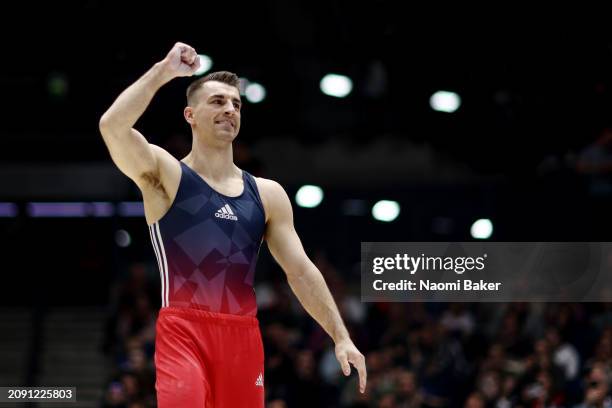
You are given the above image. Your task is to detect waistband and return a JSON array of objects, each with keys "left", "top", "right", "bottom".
[{"left": 158, "top": 306, "right": 259, "bottom": 327}]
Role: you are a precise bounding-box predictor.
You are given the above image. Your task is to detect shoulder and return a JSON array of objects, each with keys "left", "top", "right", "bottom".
[
  {"left": 150, "top": 144, "right": 179, "bottom": 168},
  {"left": 253, "top": 177, "right": 292, "bottom": 222},
  {"left": 254, "top": 176, "right": 285, "bottom": 195}
]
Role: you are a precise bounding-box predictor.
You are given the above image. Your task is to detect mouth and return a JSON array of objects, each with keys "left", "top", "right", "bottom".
[{"left": 215, "top": 119, "right": 235, "bottom": 129}]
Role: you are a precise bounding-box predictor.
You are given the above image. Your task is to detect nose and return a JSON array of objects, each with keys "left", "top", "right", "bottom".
[{"left": 224, "top": 101, "right": 237, "bottom": 114}]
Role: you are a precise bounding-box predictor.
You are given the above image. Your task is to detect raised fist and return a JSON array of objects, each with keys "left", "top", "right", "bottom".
[{"left": 159, "top": 42, "right": 201, "bottom": 79}]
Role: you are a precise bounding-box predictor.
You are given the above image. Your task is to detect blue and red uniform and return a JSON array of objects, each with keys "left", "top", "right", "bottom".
[{"left": 148, "top": 161, "right": 266, "bottom": 407}]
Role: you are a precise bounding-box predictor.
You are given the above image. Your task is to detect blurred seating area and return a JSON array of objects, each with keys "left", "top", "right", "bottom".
[{"left": 100, "top": 257, "right": 612, "bottom": 408}]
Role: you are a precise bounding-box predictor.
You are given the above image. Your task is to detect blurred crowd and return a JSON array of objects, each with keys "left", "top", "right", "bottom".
[{"left": 99, "top": 256, "right": 612, "bottom": 408}]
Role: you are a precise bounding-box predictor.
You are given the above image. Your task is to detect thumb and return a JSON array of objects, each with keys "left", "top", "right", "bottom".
[{"left": 192, "top": 56, "right": 201, "bottom": 71}]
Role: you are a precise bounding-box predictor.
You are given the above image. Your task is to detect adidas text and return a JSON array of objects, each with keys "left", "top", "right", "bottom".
[{"left": 215, "top": 213, "right": 238, "bottom": 221}]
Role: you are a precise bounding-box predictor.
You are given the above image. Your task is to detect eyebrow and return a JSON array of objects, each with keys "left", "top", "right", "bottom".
[{"left": 209, "top": 94, "right": 242, "bottom": 104}]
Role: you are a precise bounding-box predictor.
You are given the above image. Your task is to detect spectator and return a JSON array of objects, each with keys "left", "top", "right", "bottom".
[{"left": 574, "top": 362, "right": 612, "bottom": 408}]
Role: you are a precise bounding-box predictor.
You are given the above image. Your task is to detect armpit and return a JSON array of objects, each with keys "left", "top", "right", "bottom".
[{"left": 140, "top": 171, "right": 168, "bottom": 197}]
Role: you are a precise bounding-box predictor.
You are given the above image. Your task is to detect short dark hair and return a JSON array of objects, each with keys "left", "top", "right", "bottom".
[{"left": 186, "top": 71, "right": 240, "bottom": 106}]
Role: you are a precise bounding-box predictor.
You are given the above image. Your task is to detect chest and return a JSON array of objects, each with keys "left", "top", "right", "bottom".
[{"left": 197, "top": 174, "right": 244, "bottom": 198}]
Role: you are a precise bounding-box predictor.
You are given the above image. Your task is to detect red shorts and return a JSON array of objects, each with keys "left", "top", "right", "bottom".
[{"left": 154, "top": 307, "right": 265, "bottom": 407}]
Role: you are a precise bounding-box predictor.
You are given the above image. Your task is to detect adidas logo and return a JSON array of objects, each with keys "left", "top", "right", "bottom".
[
  {"left": 214, "top": 204, "right": 238, "bottom": 221},
  {"left": 255, "top": 373, "right": 264, "bottom": 387}
]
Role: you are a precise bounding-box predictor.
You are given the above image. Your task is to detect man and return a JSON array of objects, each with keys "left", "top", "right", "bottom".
[{"left": 99, "top": 42, "right": 366, "bottom": 407}]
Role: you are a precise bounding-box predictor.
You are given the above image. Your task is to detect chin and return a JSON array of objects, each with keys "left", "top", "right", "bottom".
[{"left": 216, "top": 132, "right": 237, "bottom": 143}]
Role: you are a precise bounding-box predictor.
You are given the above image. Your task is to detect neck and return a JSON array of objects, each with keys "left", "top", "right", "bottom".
[{"left": 183, "top": 135, "right": 238, "bottom": 180}]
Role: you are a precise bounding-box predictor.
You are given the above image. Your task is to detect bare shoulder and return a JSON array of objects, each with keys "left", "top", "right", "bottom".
[
  {"left": 254, "top": 177, "right": 292, "bottom": 222},
  {"left": 254, "top": 177, "right": 289, "bottom": 202},
  {"left": 254, "top": 176, "right": 284, "bottom": 193}
]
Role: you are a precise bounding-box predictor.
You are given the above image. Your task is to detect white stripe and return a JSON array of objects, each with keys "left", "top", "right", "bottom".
[
  {"left": 154, "top": 223, "right": 170, "bottom": 307},
  {"left": 148, "top": 225, "right": 165, "bottom": 307},
  {"left": 221, "top": 207, "right": 228, "bottom": 214},
  {"left": 149, "top": 225, "right": 165, "bottom": 307},
  {"left": 225, "top": 204, "right": 234, "bottom": 215}
]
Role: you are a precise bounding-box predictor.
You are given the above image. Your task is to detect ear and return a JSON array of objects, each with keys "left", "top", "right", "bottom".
[{"left": 184, "top": 107, "right": 194, "bottom": 125}]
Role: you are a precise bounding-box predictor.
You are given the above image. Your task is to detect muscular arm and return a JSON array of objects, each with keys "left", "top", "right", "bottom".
[
  {"left": 266, "top": 191, "right": 349, "bottom": 343},
  {"left": 261, "top": 179, "right": 367, "bottom": 392},
  {"left": 98, "top": 42, "right": 199, "bottom": 186}
]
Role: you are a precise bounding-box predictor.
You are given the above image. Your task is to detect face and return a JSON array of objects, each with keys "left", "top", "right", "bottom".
[{"left": 185, "top": 81, "right": 242, "bottom": 143}]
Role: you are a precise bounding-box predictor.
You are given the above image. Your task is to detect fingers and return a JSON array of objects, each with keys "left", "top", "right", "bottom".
[
  {"left": 174, "top": 41, "right": 195, "bottom": 56},
  {"left": 337, "top": 343, "right": 368, "bottom": 394},
  {"left": 192, "top": 55, "right": 201, "bottom": 71},
  {"left": 180, "top": 47, "right": 198, "bottom": 65},
  {"left": 338, "top": 351, "right": 351, "bottom": 376},
  {"left": 349, "top": 352, "right": 367, "bottom": 393},
  {"left": 171, "top": 42, "right": 197, "bottom": 64}
]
